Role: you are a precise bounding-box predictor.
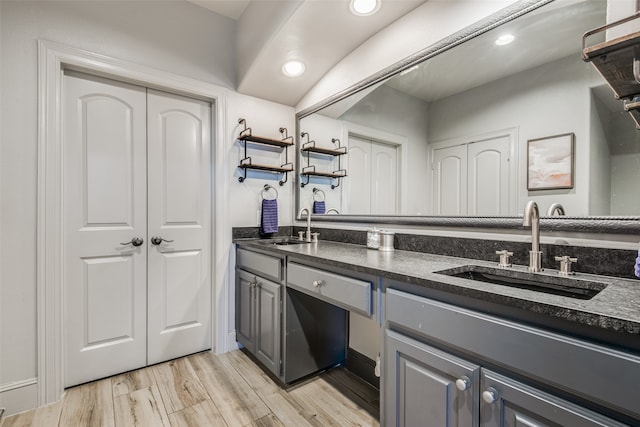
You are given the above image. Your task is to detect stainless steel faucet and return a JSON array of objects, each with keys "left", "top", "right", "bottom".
[
  {"left": 299, "top": 208, "right": 311, "bottom": 242},
  {"left": 546, "top": 203, "right": 565, "bottom": 216},
  {"left": 522, "top": 201, "right": 542, "bottom": 272}
]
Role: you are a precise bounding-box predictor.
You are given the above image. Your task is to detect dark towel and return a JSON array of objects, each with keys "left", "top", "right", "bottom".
[
  {"left": 313, "top": 201, "right": 326, "bottom": 214},
  {"left": 261, "top": 199, "right": 278, "bottom": 234}
]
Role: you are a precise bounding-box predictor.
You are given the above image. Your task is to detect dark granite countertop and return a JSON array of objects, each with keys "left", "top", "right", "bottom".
[{"left": 235, "top": 238, "right": 640, "bottom": 337}]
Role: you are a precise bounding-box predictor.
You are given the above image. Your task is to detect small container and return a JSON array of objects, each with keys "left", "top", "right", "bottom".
[
  {"left": 366, "top": 228, "right": 380, "bottom": 249},
  {"left": 378, "top": 230, "right": 395, "bottom": 252}
]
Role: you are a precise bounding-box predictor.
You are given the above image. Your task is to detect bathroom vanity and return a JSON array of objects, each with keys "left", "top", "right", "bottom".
[{"left": 234, "top": 238, "right": 640, "bottom": 426}]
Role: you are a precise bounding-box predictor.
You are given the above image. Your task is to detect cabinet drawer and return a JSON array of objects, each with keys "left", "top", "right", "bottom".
[
  {"left": 237, "top": 248, "right": 282, "bottom": 282},
  {"left": 287, "top": 262, "right": 372, "bottom": 315}
]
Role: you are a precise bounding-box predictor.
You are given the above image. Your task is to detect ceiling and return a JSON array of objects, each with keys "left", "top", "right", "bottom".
[
  {"left": 384, "top": 0, "right": 607, "bottom": 103},
  {"left": 187, "top": 0, "right": 427, "bottom": 106},
  {"left": 313, "top": 0, "right": 608, "bottom": 120}
]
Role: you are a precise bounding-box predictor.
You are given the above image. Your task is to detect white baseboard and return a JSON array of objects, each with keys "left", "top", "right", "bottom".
[
  {"left": 0, "top": 378, "right": 38, "bottom": 417},
  {"left": 224, "top": 331, "right": 239, "bottom": 353}
]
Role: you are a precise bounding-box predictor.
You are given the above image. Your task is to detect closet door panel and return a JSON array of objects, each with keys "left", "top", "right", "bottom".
[
  {"left": 63, "top": 71, "right": 148, "bottom": 387},
  {"left": 147, "top": 89, "right": 212, "bottom": 364},
  {"left": 432, "top": 145, "right": 468, "bottom": 215},
  {"left": 467, "top": 135, "right": 510, "bottom": 216}
]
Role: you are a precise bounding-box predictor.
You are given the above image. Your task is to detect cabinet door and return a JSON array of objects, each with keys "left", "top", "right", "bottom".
[
  {"left": 255, "top": 277, "right": 282, "bottom": 376},
  {"left": 384, "top": 329, "right": 479, "bottom": 427},
  {"left": 236, "top": 269, "right": 256, "bottom": 352},
  {"left": 480, "top": 369, "right": 628, "bottom": 427}
]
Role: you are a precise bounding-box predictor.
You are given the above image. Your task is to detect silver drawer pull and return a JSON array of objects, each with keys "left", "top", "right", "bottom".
[
  {"left": 312, "top": 280, "right": 323, "bottom": 287},
  {"left": 455, "top": 376, "right": 471, "bottom": 391},
  {"left": 482, "top": 387, "right": 498, "bottom": 404}
]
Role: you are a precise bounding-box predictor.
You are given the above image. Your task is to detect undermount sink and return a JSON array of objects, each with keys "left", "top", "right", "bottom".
[
  {"left": 435, "top": 265, "right": 607, "bottom": 300},
  {"left": 258, "top": 237, "right": 310, "bottom": 246}
]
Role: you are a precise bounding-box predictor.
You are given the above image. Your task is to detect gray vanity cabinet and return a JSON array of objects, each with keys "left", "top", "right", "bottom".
[
  {"left": 384, "top": 287, "right": 635, "bottom": 426},
  {"left": 384, "top": 329, "right": 479, "bottom": 426},
  {"left": 236, "top": 248, "right": 284, "bottom": 377}
]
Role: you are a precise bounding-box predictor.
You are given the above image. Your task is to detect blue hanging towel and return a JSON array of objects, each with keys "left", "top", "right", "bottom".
[
  {"left": 313, "top": 200, "right": 326, "bottom": 214},
  {"left": 261, "top": 199, "right": 278, "bottom": 234}
]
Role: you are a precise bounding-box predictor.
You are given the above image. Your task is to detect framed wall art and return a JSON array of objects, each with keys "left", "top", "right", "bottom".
[{"left": 527, "top": 133, "right": 574, "bottom": 191}]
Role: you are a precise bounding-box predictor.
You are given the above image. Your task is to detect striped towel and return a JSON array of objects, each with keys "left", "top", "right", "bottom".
[
  {"left": 313, "top": 201, "right": 326, "bottom": 214},
  {"left": 261, "top": 199, "right": 278, "bottom": 234}
]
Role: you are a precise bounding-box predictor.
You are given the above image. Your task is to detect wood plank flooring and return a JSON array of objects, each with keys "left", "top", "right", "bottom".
[{"left": 1, "top": 350, "right": 380, "bottom": 427}]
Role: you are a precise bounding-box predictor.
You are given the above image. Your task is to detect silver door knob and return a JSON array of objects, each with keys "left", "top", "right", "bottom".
[
  {"left": 482, "top": 387, "right": 498, "bottom": 404},
  {"left": 312, "top": 280, "right": 322, "bottom": 287},
  {"left": 120, "top": 237, "right": 144, "bottom": 247},
  {"left": 151, "top": 236, "right": 174, "bottom": 245},
  {"left": 455, "top": 376, "right": 471, "bottom": 391}
]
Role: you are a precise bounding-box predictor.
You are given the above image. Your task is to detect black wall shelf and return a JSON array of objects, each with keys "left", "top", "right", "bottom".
[
  {"left": 583, "top": 13, "right": 640, "bottom": 128},
  {"left": 237, "top": 118, "right": 294, "bottom": 186},
  {"left": 299, "top": 133, "right": 347, "bottom": 189}
]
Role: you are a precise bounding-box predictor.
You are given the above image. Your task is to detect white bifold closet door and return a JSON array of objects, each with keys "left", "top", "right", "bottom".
[
  {"left": 62, "top": 71, "right": 211, "bottom": 387},
  {"left": 347, "top": 135, "right": 398, "bottom": 215}
]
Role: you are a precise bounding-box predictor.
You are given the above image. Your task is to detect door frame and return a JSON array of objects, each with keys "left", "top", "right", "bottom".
[{"left": 37, "top": 40, "right": 229, "bottom": 405}]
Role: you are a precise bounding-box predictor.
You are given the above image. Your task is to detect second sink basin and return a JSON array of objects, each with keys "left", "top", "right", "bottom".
[{"left": 435, "top": 265, "right": 607, "bottom": 300}]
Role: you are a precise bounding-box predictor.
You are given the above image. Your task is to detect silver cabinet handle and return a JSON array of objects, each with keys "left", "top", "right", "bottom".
[
  {"left": 482, "top": 387, "right": 498, "bottom": 404},
  {"left": 312, "top": 280, "right": 323, "bottom": 287},
  {"left": 151, "top": 236, "right": 174, "bottom": 245},
  {"left": 455, "top": 376, "right": 471, "bottom": 391},
  {"left": 120, "top": 237, "right": 144, "bottom": 247}
]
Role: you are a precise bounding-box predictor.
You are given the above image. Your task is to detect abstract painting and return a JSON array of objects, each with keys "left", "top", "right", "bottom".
[{"left": 527, "top": 133, "right": 574, "bottom": 190}]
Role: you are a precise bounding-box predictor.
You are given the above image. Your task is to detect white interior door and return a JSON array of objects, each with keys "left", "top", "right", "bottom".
[
  {"left": 63, "top": 71, "right": 148, "bottom": 387},
  {"left": 467, "top": 136, "right": 511, "bottom": 216},
  {"left": 63, "top": 73, "right": 212, "bottom": 387},
  {"left": 433, "top": 145, "right": 468, "bottom": 215},
  {"left": 370, "top": 140, "right": 398, "bottom": 215},
  {"left": 346, "top": 135, "right": 371, "bottom": 214},
  {"left": 146, "top": 89, "right": 212, "bottom": 365},
  {"left": 347, "top": 135, "right": 399, "bottom": 214}
]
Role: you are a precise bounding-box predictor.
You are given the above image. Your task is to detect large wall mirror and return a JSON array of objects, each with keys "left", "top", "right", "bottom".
[{"left": 296, "top": 0, "right": 640, "bottom": 231}]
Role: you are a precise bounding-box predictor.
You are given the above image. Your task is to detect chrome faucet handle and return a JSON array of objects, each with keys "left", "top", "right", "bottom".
[
  {"left": 495, "top": 250, "right": 513, "bottom": 268},
  {"left": 555, "top": 256, "right": 577, "bottom": 276}
]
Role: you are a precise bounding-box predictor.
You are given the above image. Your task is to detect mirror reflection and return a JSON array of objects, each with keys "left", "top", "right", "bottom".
[{"left": 298, "top": 0, "right": 640, "bottom": 217}]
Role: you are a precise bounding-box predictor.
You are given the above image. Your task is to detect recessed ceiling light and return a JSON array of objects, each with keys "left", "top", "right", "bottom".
[
  {"left": 350, "top": 0, "right": 380, "bottom": 16},
  {"left": 495, "top": 34, "right": 515, "bottom": 46},
  {"left": 282, "top": 60, "right": 305, "bottom": 77}
]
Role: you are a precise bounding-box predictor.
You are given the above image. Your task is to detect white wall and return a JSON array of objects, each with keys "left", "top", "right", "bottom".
[
  {"left": 0, "top": 0, "right": 294, "bottom": 416},
  {"left": 428, "top": 55, "right": 603, "bottom": 217},
  {"left": 589, "top": 93, "right": 612, "bottom": 215},
  {"left": 606, "top": 0, "right": 640, "bottom": 40},
  {"left": 611, "top": 153, "right": 640, "bottom": 214}
]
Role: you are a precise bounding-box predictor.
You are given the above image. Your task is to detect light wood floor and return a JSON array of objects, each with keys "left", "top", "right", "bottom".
[{"left": 1, "top": 350, "right": 379, "bottom": 427}]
